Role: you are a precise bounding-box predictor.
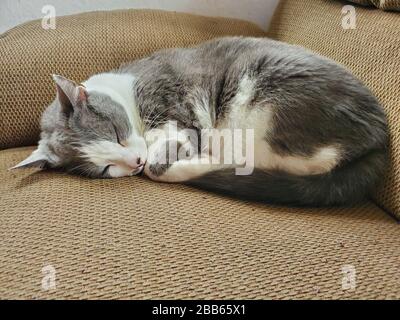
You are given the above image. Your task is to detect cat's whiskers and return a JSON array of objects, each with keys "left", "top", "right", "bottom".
[{"left": 143, "top": 105, "right": 180, "bottom": 130}]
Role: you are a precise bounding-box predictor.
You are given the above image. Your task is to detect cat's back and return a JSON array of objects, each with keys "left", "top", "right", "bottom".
[{"left": 120, "top": 37, "right": 388, "bottom": 153}]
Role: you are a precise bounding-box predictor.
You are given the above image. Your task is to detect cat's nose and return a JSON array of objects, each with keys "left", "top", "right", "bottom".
[
  {"left": 124, "top": 157, "right": 143, "bottom": 169},
  {"left": 135, "top": 157, "right": 146, "bottom": 169},
  {"left": 125, "top": 157, "right": 144, "bottom": 170}
]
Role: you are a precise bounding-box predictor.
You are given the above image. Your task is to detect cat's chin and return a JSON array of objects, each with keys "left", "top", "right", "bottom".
[
  {"left": 105, "top": 164, "right": 144, "bottom": 178},
  {"left": 130, "top": 166, "right": 144, "bottom": 177}
]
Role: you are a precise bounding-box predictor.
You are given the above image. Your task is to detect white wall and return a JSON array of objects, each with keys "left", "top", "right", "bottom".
[{"left": 0, "top": 0, "right": 280, "bottom": 34}]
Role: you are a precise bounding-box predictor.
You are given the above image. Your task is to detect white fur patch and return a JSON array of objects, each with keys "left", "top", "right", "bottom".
[
  {"left": 262, "top": 145, "right": 340, "bottom": 175},
  {"left": 190, "top": 87, "right": 215, "bottom": 129},
  {"left": 83, "top": 73, "right": 142, "bottom": 134},
  {"left": 222, "top": 75, "right": 255, "bottom": 129}
]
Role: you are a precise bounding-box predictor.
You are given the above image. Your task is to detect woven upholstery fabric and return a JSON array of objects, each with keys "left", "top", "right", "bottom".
[
  {"left": 0, "top": 9, "right": 265, "bottom": 150},
  {"left": 1, "top": 7, "right": 399, "bottom": 300},
  {"left": 1, "top": 147, "right": 399, "bottom": 299},
  {"left": 348, "top": 0, "right": 400, "bottom": 10},
  {"left": 268, "top": 0, "right": 400, "bottom": 219}
]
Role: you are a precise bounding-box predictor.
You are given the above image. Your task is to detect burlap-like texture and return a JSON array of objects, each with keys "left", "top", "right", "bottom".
[
  {"left": 1, "top": 8, "right": 399, "bottom": 300},
  {"left": 0, "top": 9, "right": 265, "bottom": 150},
  {"left": 1, "top": 147, "right": 399, "bottom": 299},
  {"left": 268, "top": 0, "right": 400, "bottom": 219},
  {"left": 348, "top": 0, "right": 400, "bottom": 10}
]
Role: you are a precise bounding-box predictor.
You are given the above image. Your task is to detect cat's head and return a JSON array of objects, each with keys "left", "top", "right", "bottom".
[{"left": 10, "top": 75, "right": 147, "bottom": 178}]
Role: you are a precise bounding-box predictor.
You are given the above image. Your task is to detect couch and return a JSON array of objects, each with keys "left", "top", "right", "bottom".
[{"left": 0, "top": 0, "right": 399, "bottom": 299}]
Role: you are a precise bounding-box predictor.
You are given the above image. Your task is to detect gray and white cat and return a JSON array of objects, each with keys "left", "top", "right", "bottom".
[{"left": 12, "top": 37, "right": 388, "bottom": 206}]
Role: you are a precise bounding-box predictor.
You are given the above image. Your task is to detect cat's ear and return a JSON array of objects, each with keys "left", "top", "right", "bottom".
[
  {"left": 52, "top": 74, "right": 87, "bottom": 116},
  {"left": 9, "top": 147, "right": 50, "bottom": 170}
]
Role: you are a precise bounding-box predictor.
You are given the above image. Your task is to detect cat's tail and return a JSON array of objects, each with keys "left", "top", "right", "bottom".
[{"left": 186, "top": 149, "right": 388, "bottom": 206}]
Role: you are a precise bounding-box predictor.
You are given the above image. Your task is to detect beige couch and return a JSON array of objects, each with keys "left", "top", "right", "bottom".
[{"left": 0, "top": 0, "right": 399, "bottom": 299}]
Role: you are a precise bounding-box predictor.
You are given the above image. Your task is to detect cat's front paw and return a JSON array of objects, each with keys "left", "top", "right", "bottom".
[
  {"left": 145, "top": 138, "right": 195, "bottom": 181},
  {"left": 144, "top": 163, "right": 169, "bottom": 181}
]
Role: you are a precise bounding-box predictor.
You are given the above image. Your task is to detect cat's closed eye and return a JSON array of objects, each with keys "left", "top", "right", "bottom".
[
  {"left": 102, "top": 164, "right": 112, "bottom": 176},
  {"left": 113, "top": 125, "right": 122, "bottom": 145}
]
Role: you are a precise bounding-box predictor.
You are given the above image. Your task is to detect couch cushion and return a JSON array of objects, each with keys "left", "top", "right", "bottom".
[
  {"left": 349, "top": 0, "right": 400, "bottom": 10},
  {"left": 1, "top": 147, "right": 399, "bottom": 299},
  {"left": 268, "top": 0, "right": 400, "bottom": 219},
  {"left": 0, "top": 9, "right": 265, "bottom": 150}
]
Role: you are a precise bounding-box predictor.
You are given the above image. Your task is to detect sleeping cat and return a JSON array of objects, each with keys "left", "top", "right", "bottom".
[{"left": 11, "top": 37, "right": 388, "bottom": 206}]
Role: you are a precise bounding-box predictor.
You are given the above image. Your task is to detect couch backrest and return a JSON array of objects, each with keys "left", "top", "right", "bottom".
[
  {"left": 268, "top": 0, "right": 400, "bottom": 218},
  {"left": 349, "top": 0, "right": 400, "bottom": 10}
]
